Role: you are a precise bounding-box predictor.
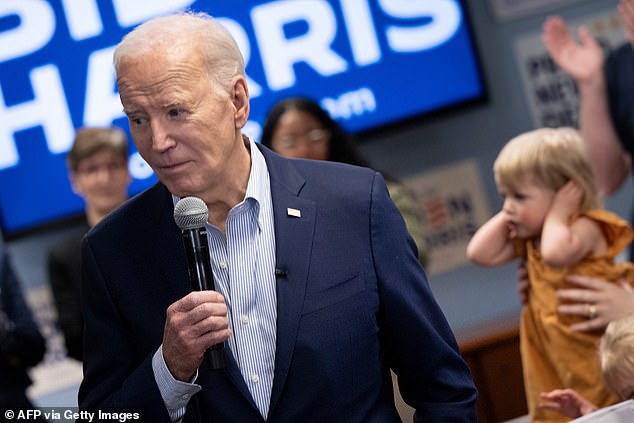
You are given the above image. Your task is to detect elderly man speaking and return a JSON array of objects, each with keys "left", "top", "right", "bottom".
[{"left": 78, "top": 11, "right": 477, "bottom": 423}]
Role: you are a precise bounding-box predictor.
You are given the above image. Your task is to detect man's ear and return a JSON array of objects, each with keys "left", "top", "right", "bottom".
[
  {"left": 231, "top": 76, "right": 250, "bottom": 129},
  {"left": 68, "top": 171, "right": 81, "bottom": 195}
]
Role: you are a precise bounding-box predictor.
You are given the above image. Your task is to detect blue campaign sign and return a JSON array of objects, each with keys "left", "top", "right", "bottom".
[{"left": 0, "top": 0, "right": 485, "bottom": 236}]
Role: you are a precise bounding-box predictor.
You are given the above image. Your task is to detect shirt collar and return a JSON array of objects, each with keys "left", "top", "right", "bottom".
[
  {"left": 244, "top": 136, "right": 267, "bottom": 207},
  {"left": 171, "top": 135, "right": 269, "bottom": 226}
]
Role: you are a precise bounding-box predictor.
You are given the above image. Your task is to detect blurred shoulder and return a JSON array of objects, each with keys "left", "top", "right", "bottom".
[{"left": 86, "top": 182, "right": 171, "bottom": 241}]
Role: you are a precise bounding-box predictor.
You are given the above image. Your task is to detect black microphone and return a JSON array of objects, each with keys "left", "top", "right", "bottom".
[{"left": 173, "top": 197, "right": 225, "bottom": 370}]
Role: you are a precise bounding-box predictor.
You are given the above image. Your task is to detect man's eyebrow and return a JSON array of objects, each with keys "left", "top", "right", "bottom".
[
  {"left": 122, "top": 107, "right": 137, "bottom": 115},
  {"left": 162, "top": 101, "right": 184, "bottom": 108}
]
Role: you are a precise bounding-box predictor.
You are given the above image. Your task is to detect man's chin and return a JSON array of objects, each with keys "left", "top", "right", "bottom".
[
  {"left": 161, "top": 176, "right": 189, "bottom": 196},
  {"left": 165, "top": 183, "right": 196, "bottom": 199}
]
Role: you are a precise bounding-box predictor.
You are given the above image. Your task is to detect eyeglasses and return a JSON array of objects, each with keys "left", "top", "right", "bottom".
[
  {"left": 273, "top": 128, "right": 331, "bottom": 150},
  {"left": 76, "top": 161, "right": 127, "bottom": 178}
]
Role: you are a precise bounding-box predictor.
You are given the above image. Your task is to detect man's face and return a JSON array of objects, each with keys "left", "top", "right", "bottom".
[
  {"left": 71, "top": 150, "right": 130, "bottom": 216},
  {"left": 117, "top": 48, "right": 246, "bottom": 199}
]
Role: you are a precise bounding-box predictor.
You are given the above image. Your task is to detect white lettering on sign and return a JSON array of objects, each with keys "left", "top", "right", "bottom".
[
  {"left": 0, "top": 65, "right": 74, "bottom": 168},
  {"left": 322, "top": 87, "right": 377, "bottom": 120},
  {"left": 83, "top": 46, "right": 125, "bottom": 127},
  {"left": 129, "top": 152, "right": 154, "bottom": 180},
  {"left": 252, "top": 0, "right": 348, "bottom": 91},
  {"left": 340, "top": 0, "right": 381, "bottom": 66},
  {"left": 0, "top": 0, "right": 55, "bottom": 62},
  {"left": 379, "top": 0, "right": 462, "bottom": 52},
  {"left": 61, "top": 0, "right": 103, "bottom": 41},
  {"left": 0, "top": 0, "right": 464, "bottom": 170},
  {"left": 252, "top": 0, "right": 462, "bottom": 91},
  {"left": 112, "top": 0, "right": 196, "bottom": 27}
]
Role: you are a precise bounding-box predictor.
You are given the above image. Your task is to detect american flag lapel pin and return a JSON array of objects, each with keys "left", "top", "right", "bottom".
[{"left": 287, "top": 207, "right": 301, "bottom": 218}]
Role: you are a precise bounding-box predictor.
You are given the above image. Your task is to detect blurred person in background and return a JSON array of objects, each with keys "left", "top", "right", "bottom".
[
  {"left": 0, "top": 242, "right": 46, "bottom": 421},
  {"left": 541, "top": 1, "right": 634, "bottom": 210},
  {"left": 47, "top": 127, "right": 130, "bottom": 361}
]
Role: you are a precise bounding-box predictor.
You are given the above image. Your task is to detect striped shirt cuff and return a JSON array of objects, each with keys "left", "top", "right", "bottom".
[{"left": 152, "top": 345, "right": 202, "bottom": 422}]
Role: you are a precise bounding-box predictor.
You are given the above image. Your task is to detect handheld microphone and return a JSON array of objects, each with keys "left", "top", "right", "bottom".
[{"left": 173, "top": 197, "right": 225, "bottom": 370}]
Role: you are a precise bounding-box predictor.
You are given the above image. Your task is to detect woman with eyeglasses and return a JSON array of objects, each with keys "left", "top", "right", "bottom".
[{"left": 261, "top": 97, "right": 427, "bottom": 266}]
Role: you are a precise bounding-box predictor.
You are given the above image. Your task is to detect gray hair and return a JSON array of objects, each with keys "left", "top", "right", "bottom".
[{"left": 113, "top": 11, "right": 245, "bottom": 92}]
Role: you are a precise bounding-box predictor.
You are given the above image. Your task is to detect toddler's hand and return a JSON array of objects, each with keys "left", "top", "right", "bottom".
[{"left": 551, "top": 180, "right": 582, "bottom": 217}]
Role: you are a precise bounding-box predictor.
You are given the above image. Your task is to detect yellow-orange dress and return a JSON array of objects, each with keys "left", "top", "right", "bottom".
[{"left": 517, "top": 210, "right": 634, "bottom": 423}]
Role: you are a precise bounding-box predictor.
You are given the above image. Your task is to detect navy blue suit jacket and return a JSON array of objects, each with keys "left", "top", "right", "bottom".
[{"left": 78, "top": 145, "right": 476, "bottom": 422}]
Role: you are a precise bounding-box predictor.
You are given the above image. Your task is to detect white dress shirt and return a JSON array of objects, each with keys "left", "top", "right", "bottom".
[{"left": 153, "top": 137, "right": 277, "bottom": 421}]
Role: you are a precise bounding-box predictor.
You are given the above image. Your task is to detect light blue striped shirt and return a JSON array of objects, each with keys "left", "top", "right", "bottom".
[{"left": 153, "top": 137, "right": 277, "bottom": 420}]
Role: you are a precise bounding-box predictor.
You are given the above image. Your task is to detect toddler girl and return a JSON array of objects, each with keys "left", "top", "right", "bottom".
[{"left": 467, "top": 127, "right": 634, "bottom": 422}]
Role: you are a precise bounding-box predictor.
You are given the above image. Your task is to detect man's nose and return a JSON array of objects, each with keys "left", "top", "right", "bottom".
[{"left": 150, "top": 120, "right": 175, "bottom": 152}]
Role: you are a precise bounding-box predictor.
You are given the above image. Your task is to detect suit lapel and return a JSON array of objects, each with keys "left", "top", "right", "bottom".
[
  {"left": 259, "top": 146, "right": 316, "bottom": 414},
  {"left": 152, "top": 184, "right": 191, "bottom": 302}
]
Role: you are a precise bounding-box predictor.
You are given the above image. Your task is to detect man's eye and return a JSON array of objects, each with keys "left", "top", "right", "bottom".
[
  {"left": 129, "top": 117, "right": 146, "bottom": 126},
  {"left": 168, "top": 108, "right": 186, "bottom": 118}
]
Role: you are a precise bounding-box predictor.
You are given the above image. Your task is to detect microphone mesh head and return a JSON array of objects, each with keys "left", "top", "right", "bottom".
[{"left": 173, "top": 197, "right": 208, "bottom": 230}]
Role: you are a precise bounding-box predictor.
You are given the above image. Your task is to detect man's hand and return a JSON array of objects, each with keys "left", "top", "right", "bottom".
[
  {"left": 162, "top": 291, "right": 230, "bottom": 381},
  {"left": 620, "top": 0, "right": 634, "bottom": 45},
  {"left": 542, "top": 16, "right": 604, "bottom": 84}
]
